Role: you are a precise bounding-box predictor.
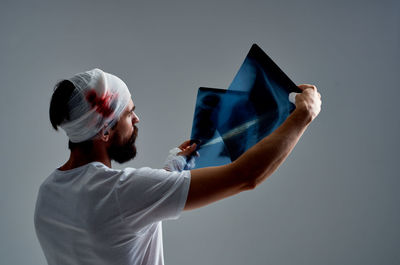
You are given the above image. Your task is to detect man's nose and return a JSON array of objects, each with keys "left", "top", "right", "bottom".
[{"left": 132, "top": 112, "right": 140, "bottom": 124}]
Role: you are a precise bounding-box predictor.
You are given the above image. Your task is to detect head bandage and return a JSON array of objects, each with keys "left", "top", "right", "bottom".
[{"left": 60, "top": 68, "right": 131, "bottom": 143}]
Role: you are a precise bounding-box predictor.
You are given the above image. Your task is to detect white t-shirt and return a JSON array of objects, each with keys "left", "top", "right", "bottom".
[{"left": 34, "top": 162, "right": 191, "bottom": 265}]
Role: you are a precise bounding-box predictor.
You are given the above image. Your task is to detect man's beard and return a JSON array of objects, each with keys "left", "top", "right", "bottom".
[{"left": 107, "top": 126, "right": 138, "bottom": 163}]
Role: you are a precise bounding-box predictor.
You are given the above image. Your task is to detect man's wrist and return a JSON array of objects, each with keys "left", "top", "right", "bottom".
[{"left": 292, "top": 106, "right": 313, "bottom": 126}]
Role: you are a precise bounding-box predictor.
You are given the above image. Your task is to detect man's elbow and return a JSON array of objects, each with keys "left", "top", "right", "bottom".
[
  {"left": 242, "top": 180, "right": 257, "bottom": 191},
  {"left": 236, "top": 171, "right": 261, "bottom": 191},
  {"left": 239, "top": 170, "right": 270, "bottom": 191},
  {"left": 232, "top": 155, "right": 275, "bottom": 192}
]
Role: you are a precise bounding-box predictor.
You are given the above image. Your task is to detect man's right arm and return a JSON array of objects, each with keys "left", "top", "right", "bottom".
[{"left": 185, "top": 84, "right": 321, "bottom": 211}]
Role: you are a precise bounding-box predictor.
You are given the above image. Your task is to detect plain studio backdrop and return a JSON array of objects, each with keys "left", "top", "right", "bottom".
[{"left": 0, "top": 0, "right": 399, "bottom": 264}]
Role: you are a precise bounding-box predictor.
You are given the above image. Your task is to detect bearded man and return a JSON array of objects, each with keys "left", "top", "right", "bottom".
[{"left": 34, "top": 68, "right": 321, "bottom": 265}]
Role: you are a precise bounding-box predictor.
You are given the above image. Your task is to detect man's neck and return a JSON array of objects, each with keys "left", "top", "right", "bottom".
[{"left": 58, "top": 144, "right": 111, "bottom": 171}]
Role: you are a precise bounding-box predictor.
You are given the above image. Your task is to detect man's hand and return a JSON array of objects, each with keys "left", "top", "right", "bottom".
[
  {"left": 293, "top": 84, "right": 322, "bottom": 122},
  {"left": 163, "top": 140, "right": 199, "bottom": 172},
  {"left": 177, "top": 140, "right": 198, "bottom": 157}
]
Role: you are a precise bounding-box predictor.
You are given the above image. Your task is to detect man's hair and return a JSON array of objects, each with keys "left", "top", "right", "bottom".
[{"left": 49, "top": 80, "right": 117, "bottom": 153}]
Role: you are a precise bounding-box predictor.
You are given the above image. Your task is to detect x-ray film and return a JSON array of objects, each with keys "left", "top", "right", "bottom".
[{"left": 190, "top": 44, "right": 302, "bottom": 168}]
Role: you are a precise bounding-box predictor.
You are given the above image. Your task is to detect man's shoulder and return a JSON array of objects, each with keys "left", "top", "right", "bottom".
[
  {"left": 119, "top": 166, "right": 190, "bottom": 183},
  {"left": 119, "top": 167, "right": 165, "bottom": 181},
  {"left": 39, "top": 162, "right": 122, "bottom": 190}
]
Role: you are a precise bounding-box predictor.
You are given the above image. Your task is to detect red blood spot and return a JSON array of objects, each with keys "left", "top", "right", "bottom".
[{"left": 85, "top": 90, "right": 114, "bottom": 118}]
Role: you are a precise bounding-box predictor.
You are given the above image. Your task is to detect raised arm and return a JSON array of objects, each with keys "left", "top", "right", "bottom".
[{"left": 185, "top": 84, "right": 321, "bottom": 211}]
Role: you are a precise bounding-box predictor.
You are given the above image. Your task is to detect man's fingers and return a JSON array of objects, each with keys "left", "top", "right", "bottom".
[
  {"left": 189, "top": 143, "right": 197, "bottom": 151},
  {"left": 298, "top": 84, "right": 317, "bottom": 91},
  {"left": 178, "top": 140, "right": 192, "bottom": 150},
  {"left": 178, "top": 143, "right": 197, "bottom": 156},
  {"left": 290, "top": 85, "right": 321, "bottom": 108}
]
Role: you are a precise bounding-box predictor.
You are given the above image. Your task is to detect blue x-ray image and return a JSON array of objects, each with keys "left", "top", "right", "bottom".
[{"left": 190, "top": 44, "right": 302, "bottom": 168}]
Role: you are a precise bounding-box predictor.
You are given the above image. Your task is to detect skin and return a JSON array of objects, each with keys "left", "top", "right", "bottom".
[{"left": 59, "top": 84, "right": 321, "bottom": 213}]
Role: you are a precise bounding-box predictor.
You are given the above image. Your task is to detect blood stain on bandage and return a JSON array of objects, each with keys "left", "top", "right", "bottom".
[{"left": 86, "top": 90, "right": 115, "bottom": 118}]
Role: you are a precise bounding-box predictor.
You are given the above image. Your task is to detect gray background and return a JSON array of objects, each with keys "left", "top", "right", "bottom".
[{"left": 0, "top": 0, "right": 399, "bottom": 264}]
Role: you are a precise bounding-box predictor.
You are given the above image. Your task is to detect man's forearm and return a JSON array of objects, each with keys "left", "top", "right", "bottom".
[{"left": 232, "top": 107, "right": 312, "bottom": 188}]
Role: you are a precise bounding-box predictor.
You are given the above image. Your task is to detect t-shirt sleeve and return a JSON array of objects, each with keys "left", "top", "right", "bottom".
[{"left": 115, "top": 167, "right": 190, "bottom": 230}]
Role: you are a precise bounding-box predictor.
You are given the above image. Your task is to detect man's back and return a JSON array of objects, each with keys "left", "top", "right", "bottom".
[{"left": 34, "top": 162, "right": 190, "bottom": 265}]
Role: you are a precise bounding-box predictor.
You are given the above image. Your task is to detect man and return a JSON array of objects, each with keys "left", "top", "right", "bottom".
[{"left": 34, "top": 68, "right": 321, "bottom": 265}]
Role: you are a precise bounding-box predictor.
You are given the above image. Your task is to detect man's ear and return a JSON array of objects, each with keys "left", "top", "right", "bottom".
[{"left": 99, "top": 125, "right": 111, "bottom": 142}]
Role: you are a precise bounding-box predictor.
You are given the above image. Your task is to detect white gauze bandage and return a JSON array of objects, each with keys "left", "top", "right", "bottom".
[
  {"left": 163, "top": 147, "right": 199, "bottom": 172},
  {"left": 60, "top": 68, "right": 131, "bottom": 143}
]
